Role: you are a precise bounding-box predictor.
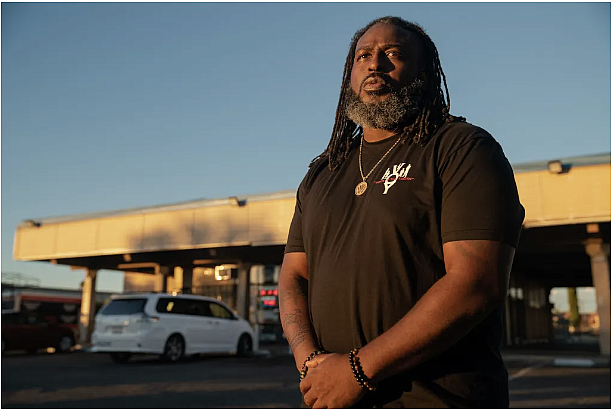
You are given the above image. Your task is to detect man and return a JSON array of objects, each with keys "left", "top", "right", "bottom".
[{"left": 279, "top": 16, "right": 524, "bottom": 408}]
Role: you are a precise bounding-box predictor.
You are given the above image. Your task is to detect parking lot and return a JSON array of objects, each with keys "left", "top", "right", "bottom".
[{"left": 1, "top": 349, "right": 610, "bottom": 408}]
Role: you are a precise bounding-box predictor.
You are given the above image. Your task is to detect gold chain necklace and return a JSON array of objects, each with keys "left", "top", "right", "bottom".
[{"left": 355, "top": 134, "right": 402, "bottom": 196}]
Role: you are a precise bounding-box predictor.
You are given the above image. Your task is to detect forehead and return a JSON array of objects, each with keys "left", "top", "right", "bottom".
[{"left": 356, "top": 23, "right": 420, "bottom": 51}]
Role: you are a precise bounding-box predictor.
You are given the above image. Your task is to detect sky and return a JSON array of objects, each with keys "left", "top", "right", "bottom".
[{"left": 1, "top": 2, "right": 610, "bottom": 312}]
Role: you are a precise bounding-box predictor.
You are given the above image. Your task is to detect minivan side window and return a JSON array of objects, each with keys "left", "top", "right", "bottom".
[
  {"left": 185, "top": 300, "right": 211, "bottom": 317},
  {"left": 156, "top": 298, "right": 176, "bottom": 314},
  {"left": 209, "top": 302, "right": 234, "bottom": 319},
  {"left": 156, "top": 298, "right": 212, "bottom": 317}
]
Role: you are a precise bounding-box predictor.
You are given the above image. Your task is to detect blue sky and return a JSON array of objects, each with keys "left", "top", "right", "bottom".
[{"left": 1, "top": 3, "right": 610, "bottom": 311}]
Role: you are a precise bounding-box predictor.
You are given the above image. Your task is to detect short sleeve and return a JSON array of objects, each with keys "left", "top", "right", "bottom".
[
  {"left": 284, "top": 157, "right": 328, "bottom": 254},
  {"left": 439, "top": 136, "right": 525, "bottom": 248},
  {"left": 284, "top": 182, "right": 306, "bottom": 254}
]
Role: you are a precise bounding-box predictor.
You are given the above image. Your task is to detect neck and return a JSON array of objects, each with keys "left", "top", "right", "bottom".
[{"left": 362, "top": 127, "right": 400, "bottom": 143}]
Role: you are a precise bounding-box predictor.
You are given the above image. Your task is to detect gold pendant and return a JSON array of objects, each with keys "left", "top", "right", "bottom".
[{"left": 355, "top": 181, "right": 368, "bottom": 196}]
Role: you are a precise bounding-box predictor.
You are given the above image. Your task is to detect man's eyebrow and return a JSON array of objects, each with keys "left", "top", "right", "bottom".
[
  {"left": 382, "top": 43, "right": 404, "bottom": 49},
  {"left": 355, "top": 43, "right": 404, "bottom": 52}
]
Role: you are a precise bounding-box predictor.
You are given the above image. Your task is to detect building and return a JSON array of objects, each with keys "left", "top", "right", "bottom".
[{"left": 12, "top": 153, "right": 611, "bottom": 354}]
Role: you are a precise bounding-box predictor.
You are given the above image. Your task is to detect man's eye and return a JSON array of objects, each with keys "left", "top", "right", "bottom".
[
  {"left": 356, "top": 53, "right": 370, "bottom": 61},
  {"left": 387, "top": 50, "right": 400, "bottom": 57}
]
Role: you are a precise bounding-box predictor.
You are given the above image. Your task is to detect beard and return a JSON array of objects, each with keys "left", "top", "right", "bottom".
[{"left": 345, "top": 78, "right": 425, "bottom": 130}]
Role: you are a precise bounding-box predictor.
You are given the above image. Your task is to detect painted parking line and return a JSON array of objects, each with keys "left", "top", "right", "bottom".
[
  {"left": 552, "top": 358, "right": 596, "bottom": 367},
  {"left": 508, "top": 362, "right": 547, "bottom": 381}
]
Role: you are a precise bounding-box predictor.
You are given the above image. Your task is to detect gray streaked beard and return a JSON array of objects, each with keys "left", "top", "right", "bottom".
[{"left": 345, "top": 78, "right": 425, "bottom": 130}]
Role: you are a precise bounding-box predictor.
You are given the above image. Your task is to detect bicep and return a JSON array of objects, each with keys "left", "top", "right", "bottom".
[{"left": 442, "top": 240, "right": 515, "bottom": 302}]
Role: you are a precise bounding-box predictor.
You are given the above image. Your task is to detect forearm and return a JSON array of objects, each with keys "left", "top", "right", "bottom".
[
  {"left": 279, "top": 272, "right": 318, "bottom": 370},
  {"left": 360, "top": 273, "right": 504, "bottom": 383}
]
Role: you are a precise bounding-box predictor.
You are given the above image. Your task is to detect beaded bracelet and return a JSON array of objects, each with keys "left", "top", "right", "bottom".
[
  {"left": 349, "top": 348, "right": 377, "bottom": 391},
  {"left": 299, "top": 349, "right": 328, "bottom": 381}
]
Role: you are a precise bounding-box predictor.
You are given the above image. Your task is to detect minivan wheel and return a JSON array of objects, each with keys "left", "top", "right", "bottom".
[
  {"left": 110, "top": 353, "right": 131, "bottom": 363},
  {"left": 162, "top": 334, "right": 185, "bottom": 362},
  {"left": 56, "top": 335, "right": 75, "bottom": 353},
  {"left": 236, "top": 334, "right": 253, "bottom": 357}
]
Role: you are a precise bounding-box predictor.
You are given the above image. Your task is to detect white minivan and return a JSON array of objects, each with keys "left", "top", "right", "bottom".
[{"left": 90, "top": 293, "right": 254, "bottom": 363}]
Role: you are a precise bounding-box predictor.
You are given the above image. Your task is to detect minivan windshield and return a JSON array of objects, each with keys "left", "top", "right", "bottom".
[{"left": 100, "top": 298, "right": 146, "bottom": 315}]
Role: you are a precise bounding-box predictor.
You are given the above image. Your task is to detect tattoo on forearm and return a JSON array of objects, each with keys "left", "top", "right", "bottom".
[
  {"left": 282, "top": 309, "right": 312, "bottom": 351},
  {"left": 284, "top": 310, "right": 304, "bottom": 326},
  {"left": 279, "top": 275, "right": 312, "bottom": 351}
]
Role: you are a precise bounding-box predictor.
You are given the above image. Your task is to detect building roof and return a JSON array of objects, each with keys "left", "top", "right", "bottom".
[
  {"left": 512, "top": 152, "right": 611, "bottom": 173},
  {"left": 18, "top": 152, "right": 611, "bottom": 227},
  {"left": 19, "top": 189, "right": 297, "bottom": 227}
]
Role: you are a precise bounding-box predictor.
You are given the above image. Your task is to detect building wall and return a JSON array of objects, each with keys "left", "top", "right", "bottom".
[{"left": 123, "top": 271, "right": 157, "bottom": 293}]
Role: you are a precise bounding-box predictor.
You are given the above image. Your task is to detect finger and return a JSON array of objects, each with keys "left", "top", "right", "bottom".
[
  {"left": 305, "top": 359, "right": 319, "bottom": 369},
  {"left": 306, "top": 354, "right": 331, "bottom": 369},
  {"left": 303, "top": 393, "right": 315, "bottom": 407},
  {"left": 312, "top": 399, "right": 327, "bottom": 409},
  {"left": 299, "top": 376, "right": 311, "bottom": 395}
]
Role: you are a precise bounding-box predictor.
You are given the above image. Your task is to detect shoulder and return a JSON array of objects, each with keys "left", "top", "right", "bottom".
[
  {"left": 297, "top": 154, "right": 330, "bottom": 196},
  {"left": 430, "top": 119, "right": 500, "bottom": 166},
  {"left": 433, "top": 119, "right": 495, "bottom": 150}
]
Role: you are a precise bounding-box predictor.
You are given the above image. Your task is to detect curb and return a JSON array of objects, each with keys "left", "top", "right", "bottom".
[
  {"left": 503, "top": 353, "right": 610, "bottom": 368},
  {"left": 552, "top": 357, "right": 610, "bottom": 367}
]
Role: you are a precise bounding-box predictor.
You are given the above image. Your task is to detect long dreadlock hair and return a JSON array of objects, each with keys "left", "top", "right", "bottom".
[{"left": 313, "top": 16, "right": 465, "bottom": 171}]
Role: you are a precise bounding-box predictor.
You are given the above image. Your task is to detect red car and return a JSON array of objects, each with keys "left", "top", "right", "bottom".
[{"left": 1, "top": 311, "right": 76, "bottom": 354}]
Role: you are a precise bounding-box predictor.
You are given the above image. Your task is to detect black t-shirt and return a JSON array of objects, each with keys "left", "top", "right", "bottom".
[{"left": 285, "top": 121, "right": 525, "bottom": 408}]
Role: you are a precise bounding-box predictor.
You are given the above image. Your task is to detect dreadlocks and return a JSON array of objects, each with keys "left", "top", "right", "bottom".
[{"left": 313, "top": 16, "right": 465, "bottom": 171}]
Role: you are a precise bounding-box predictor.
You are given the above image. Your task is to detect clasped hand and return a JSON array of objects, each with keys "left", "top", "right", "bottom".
[{"left": 300, "top": 352, "right": 365, "bottom": 409}]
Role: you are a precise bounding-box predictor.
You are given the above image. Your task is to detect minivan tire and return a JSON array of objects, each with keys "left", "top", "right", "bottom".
[
  {"left": 110, "top": 353, "right": 131, "bottom": 363},
  {"left": 162, "top": 334, "right": 185, "bottom": 362},
  {"left": 236, "top": 334, "right": 253, "bottom": 357}
]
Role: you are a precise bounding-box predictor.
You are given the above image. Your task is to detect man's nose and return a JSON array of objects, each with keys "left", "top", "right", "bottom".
[{"left": 368, "top": 51, "right": 390, "bottom": 72}]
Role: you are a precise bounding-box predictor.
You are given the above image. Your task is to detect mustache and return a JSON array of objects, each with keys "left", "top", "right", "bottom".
[{"left": 359, "top": 72, "right": 395, "bottom": 92}]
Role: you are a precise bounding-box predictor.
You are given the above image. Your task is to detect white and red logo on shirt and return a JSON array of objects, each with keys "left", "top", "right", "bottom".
[{"left": 374, "top": 163, "right": 414, "bottom": 194}]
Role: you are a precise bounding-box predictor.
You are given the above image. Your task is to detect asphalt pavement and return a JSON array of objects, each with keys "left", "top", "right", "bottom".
[{"left": 1, "top": 345, "right": 610, "bottom": 408}]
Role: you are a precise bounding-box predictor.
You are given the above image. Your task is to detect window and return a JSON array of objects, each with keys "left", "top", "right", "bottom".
[
  {"left": 156, "top": 298, "right": 176, "bottom": 314},
  {"left": 184, "top": 300, "right": 211, "bottom": 317},
  {"left": 156, "top": 298, "right": 190, "bottom": 315},
  {"left": 101, "top": 299, "right": 146, "bottom": 315},
  {"left": 209, "top": 302, "right": 234, "bottom": 319},
  {"left": 2, "top": 298, "right": 15, "bottom": 311},
  {"left": 263, "top": 265, "right": 278, "bottom": 284},
  {"left": 23, "top": 312, "right": 46, "bottom": 325},
  {"left": 156, "top": 298, "right": 212, "bottom": 317},
  {"left": 214, "top": 265, "right": 238, "bottom": 281},
  {"left": 1, "top": 313, "right": 19, "bottom": 324}
]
